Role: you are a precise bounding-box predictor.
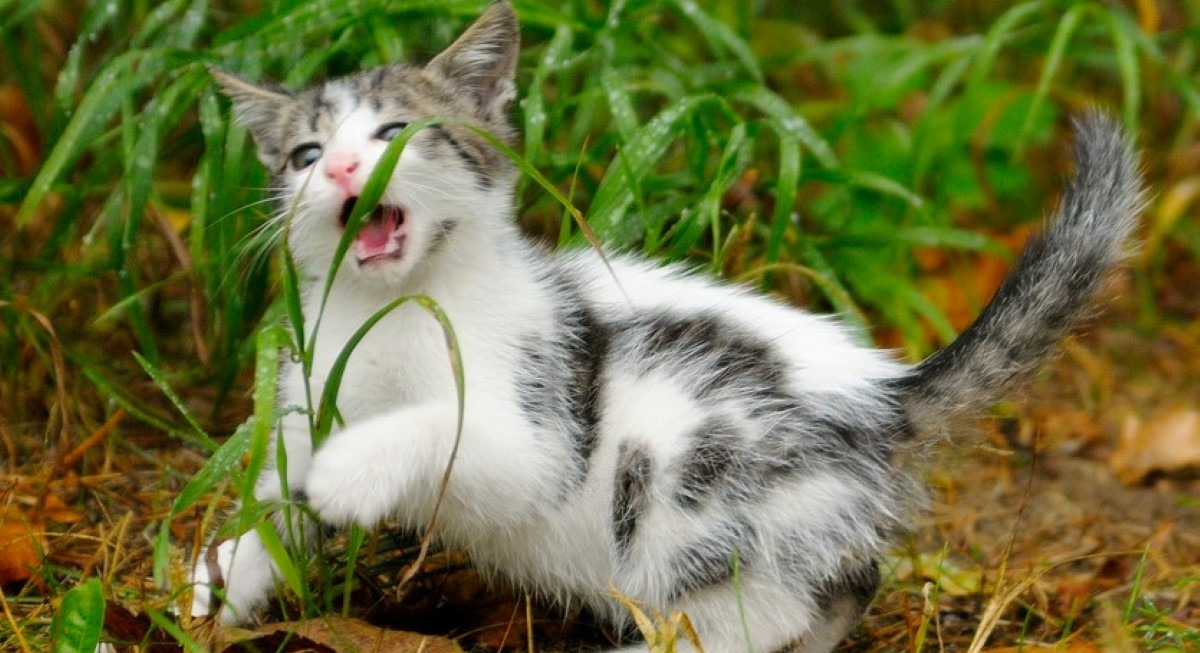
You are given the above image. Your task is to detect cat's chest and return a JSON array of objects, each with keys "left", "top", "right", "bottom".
[{"left": 302, "top": 296, "right": 457, "bottom": 418}]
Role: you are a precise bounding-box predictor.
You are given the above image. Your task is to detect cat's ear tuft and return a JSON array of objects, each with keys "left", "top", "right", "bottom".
[
  {"left": 208, "top": 66, "right": 293, "bottom": 168},
  {"left": 426, "top": 1, "right": 519, "bottom": 124}
]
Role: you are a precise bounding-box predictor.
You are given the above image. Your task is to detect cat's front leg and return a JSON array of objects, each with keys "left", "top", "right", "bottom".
[
  {"left": 190, "top": 528, "right": 277, "bottom": 625},
  {"left": 190, "top": 410, "right": 316, "bottom": 624},
  {"left": 305, "top": 401, "right": 545, "bottom": 532}
]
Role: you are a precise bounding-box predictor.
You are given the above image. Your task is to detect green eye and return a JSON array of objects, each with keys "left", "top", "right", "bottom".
[
  {"left": 289, "top": 143, "right": 322, "bottom": 170},
  {"left": 375, "top": 122, "right": 408, "bottom": 141}
]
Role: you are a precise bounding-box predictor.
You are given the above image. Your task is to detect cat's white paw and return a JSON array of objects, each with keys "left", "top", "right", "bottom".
[
  {"left": 189, "top": 533, "right": 278, "bottom": 626},
  {"left": 305, "top": 425, "right": 404, "bottom": 528}
]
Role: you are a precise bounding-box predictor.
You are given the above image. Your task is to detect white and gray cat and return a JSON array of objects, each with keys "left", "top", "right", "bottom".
[{"left": 193, "top": 2, "right": 1141, "bottom": 651}]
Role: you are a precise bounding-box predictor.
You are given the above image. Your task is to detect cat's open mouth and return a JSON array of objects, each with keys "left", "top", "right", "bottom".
[{"left": 339, "top": 197, "right": 407, "bottom": 265}]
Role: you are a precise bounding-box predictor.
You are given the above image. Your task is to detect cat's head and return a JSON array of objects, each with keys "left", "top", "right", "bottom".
[{"left": 211, "top": 1, "right": 519, "bottom": 284}]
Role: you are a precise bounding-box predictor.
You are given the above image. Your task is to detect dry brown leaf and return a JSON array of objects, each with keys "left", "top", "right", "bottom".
[
  {"left": 41, "top": 492, "right": 84, "bottom": 524},
  {"left": 251, "top": 615, "right": 461, "bottom": 653},
  {"left": 1110, "top": 408, "right": 1200, "bottom": 485},
  {"left": 982, "top": 644, "right": 1103, "bottom": 653},
  {"left": 102, "top": 603, "right": 184, "bottom": 652},
  {"left": 0, "top": 509, "right": 43, "bottom": 585}
]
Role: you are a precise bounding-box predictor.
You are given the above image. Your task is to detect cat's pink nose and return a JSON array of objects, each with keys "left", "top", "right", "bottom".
[{"left": 325, "top": 152, "right": 360, "bottom": 191}]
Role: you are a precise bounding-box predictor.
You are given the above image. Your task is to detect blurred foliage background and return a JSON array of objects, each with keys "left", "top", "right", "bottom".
[{"left": 1, "top": 0, "right": 1198, "bottom": 649}]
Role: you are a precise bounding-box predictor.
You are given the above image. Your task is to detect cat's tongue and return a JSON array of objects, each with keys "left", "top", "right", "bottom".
[{"left": 352, "top": 205, "right": 405, "bottom": 263}]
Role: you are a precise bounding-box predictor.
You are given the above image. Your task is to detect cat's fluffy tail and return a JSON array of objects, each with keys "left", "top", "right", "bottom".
[{"left": 897, "top": 113, "right": 1141, "bottom": 432}]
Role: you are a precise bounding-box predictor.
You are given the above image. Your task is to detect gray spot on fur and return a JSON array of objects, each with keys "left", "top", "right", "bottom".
[{"left": 612, "top": 442, "right": 652, "bottom": 558}]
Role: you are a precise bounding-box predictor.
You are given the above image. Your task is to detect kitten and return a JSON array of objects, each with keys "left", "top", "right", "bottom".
[{"left": 193, "top": 2, "right": 1141, "bottom": 651}]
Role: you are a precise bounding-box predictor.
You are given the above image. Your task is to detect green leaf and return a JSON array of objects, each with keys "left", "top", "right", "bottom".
[{"left": 51, "top": 578, "right": 104, "bottom": 653}]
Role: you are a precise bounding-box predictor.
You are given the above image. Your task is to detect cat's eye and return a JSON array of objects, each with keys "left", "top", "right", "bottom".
[
  {"left": 375, "top": 122, "right": 409, "bottom": 142},
  {"left": 289, "top": 143, "right": 322, "bottom": 171}
]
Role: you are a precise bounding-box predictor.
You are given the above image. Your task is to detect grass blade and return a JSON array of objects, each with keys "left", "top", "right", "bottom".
[
  {"left": 667, "top": 0, "right": 762, "bottom": 82},
  {"left": 1014, "top": 3, "right": 1087, "bottom": 155},
  {"left": 131, "top": 352, "right": 216, "bottom": 451},
  {"left": 587, "top": 94, "right": 730, "bottom": 243}
]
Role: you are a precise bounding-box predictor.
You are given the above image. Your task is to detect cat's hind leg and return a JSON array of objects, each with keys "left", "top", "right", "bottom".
[{"left": 654, "top": 562, "right": 879, "bottom": 653}]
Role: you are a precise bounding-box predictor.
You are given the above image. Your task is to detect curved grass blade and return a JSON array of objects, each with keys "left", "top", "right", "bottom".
[
  {"left": 308, "top": 117, "right": 442, "bottom": 363},
  {"left": 735, "top": 261, "right": 871, "bottom": 340},
  {"left": 762, "top": 126, "right": 801, "bottom": 288},
  {"left": 586, "top": 94, "right": 732, "bottom": 243},
  {"left": 240, "top": 322, "right": 284, "bottom": 501},
  {"left": 965, "top": 1, "right": 1047, "bottom": 93},
  {"left": 1013, "top": 3, "right": 1087, "bottom": 155},
  {"left": 79, "top": 363, "right": 188, "bottom": 440},
  {"left": 731, "top": 85, "right": 838, "bottom": 170},
  {"left": 144, "top": 607, "right": 206, "bottom": 653},
  {"left": 797, "top": 242, "right": 870, "bottom": 342},
  {"left": 667, "top": 122, "right": 752, "bottom": 259},
  {"left": 1100, "top": 7, "right": 1142, "bottom": 131},
  {"left": 132, "top": 352, "right": 216, "bottom": 452},
  {"left": 396, "top": 295, "right": 465, "bottom": 587},
  {"left": 808, "top": 168, "right": 926, "bottom": 209},
  {"left": 463, "top": 123, "right": 624, "bottom": 293},
  {"left": 523, "top": 25, "right": 574, "bottom": 168},
  {"left": 667, "top": 0, "right": 763, "bottom": 83},
  {"left": 313, "top": 295, "right": 416, "bottom": 442}
]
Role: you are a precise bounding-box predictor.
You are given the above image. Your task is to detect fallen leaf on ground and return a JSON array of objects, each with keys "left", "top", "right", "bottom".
[
  {"left": 214, "top": 615, "right": 461, "bottom": 653},
  {"left": 1110, "top": 408, "right": 1200, "bottom": 484},
  {"left": 983, "top": 644, "right": 1102, "bottom": 653},
  {"left": 102, "top": 603, "right": 183, "bottom": 652},
  {"left": 0, "top": 508, "right": 43, "bottom": 584},
  {"left": 42, "top": 492, "right": 85, "bottom": 524}
]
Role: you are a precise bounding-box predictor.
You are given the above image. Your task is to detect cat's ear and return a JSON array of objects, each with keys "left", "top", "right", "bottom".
[
  {"left": 208, "top": 66, "right": 293, "bottom": 168},
  {"left": 426, "top": 1, "right": 519, "bottom": 124}
]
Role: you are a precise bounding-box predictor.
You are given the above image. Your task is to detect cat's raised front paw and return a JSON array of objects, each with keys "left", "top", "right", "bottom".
[{"left": 305, "top": 426, "right": 403, "bottom": 529}]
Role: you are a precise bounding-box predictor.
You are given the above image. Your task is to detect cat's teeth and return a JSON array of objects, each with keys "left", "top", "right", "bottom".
[{"left": 351, "top": 204, "right": 407, "bottom": 265}]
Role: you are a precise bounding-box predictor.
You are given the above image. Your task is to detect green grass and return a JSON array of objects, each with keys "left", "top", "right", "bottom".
[{"left": 2, "top": 1, "right": 1199, "bottom": 651}]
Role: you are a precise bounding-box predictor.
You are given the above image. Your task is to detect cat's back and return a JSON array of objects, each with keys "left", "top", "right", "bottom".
[{"left": 551, "top": 249, "right": 907, "bottom": 398}]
